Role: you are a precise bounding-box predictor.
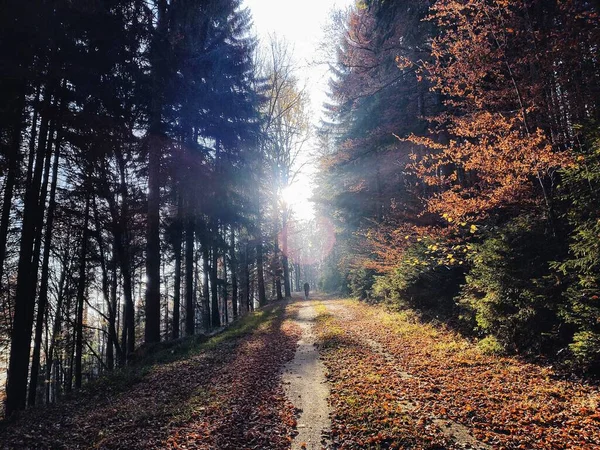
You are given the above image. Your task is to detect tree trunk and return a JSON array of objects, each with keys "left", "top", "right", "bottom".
[
  {"left": 27, "top": 137, "right": 61, "bottom": 406},
  {"left": 230, "top": 228, "right": 238, "bottom": 319},
  {"left": 74, "top": 189, "right": 91, "bottom": 389},
  {"left": 201, "top": 237, "right": 211, "bottom": 330},
  {"left": 172, "top": 193, "right": 183, "bottom": 339},
  {"left": 256, "top": 233, "right": 267, "bottom": 307},
  {"left": 113, "top": 150, "right": 135, "bottom": 360},
  {"left": 244, "top": 240, "right": 251, "bottom": 313},
  {"left": 210, "top": 239, "right": 220, "bottom": 328},
  {"left": 0, "top": 82, "right": 29, "bottom": 288},
  {"left": 222, "top": 230, "right": 228, "bottom": 325},
  {"left": 45, "top": 246, "right": 69, "bottom": 404},
  {"left": 5, "top": 89, "right": 54, "bottom": 416},
  {"left": 184, "top": 209, "right": 195, "bottom": 335},
  {"left": 107, "top": 250, "right": 118, "bottom": 370},
  {"left": 145, "top": 0, "right": 167, "bottom": 345}
]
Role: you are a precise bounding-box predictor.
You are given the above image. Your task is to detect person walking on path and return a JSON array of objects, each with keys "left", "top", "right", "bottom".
[{"left": 303, "top": 282, "right": 310, "bottom": 300}]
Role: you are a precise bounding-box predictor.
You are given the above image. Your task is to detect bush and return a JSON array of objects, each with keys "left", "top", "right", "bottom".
[
  {"left": 477, "top": 336, "right": 505, "bottom": 356},
  {"left": 348, "top": 267, "right": 376, "bottom": 300},
  {"left": 372, "top": 242, "right": 466, "bottom": 324},
  {"left": 457, "top": 217, "right": 564, "bottom": 355},
  {"left": 553, "top": 125, "right": 600, "bottom": 372}
]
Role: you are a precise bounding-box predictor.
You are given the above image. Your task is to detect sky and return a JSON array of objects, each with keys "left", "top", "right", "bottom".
[{"left": 243, "top": 0, "right": 354, "bottom": 220}]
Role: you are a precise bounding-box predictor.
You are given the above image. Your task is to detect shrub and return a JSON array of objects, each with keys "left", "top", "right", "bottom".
[
  {"left": 553, "top": 125, "right": 600, "bottom": 372},
  {"left": 348, "top": 267, "right": 375, "bottom": 300},
  {"left": 372, "top": 241, "right": 466, "bottom": 324},
  {"left": 477, "top": 336, "right": 505, "bottom": 356},
  {"left": 457, "top": 217, "right": 564, "bottom": 355}
]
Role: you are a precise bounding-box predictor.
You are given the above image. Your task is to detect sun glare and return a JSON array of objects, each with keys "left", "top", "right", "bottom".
[{"left": 282, "top": 182, "right": 315, "bottom": 221}]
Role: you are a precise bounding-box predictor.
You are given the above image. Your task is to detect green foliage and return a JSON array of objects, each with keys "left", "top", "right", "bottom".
[
  {"left": 553, "top": 125, "right": 600, "bottom": 370},
  {"left": 347, "top": 267, "right": 375, "bottom": 300},
  {"left": 319, "top": 249, "right": 350, "bottom": 294},
  {"left": 477, "top": 336, "right": 505, "bottom": 356},
  {"left": 458, "top": 217, "right": 564, "bottom": 354},
  {"left": 372, "top": 242, "right": 465, "bottom": 323}
]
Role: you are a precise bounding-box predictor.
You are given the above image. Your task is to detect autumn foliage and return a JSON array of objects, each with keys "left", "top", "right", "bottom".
[{"left": 317, "top": 0, "right": 600, "bottom": 370}]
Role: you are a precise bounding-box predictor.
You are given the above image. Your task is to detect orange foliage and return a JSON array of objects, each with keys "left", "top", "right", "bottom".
[{"left": 409, "top": 0, "right": 581, "bottom": 221}]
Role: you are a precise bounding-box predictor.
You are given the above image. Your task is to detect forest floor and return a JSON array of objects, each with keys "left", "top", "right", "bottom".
[{"left": 1, "top": 295, "right": 600, "bottom": 449}]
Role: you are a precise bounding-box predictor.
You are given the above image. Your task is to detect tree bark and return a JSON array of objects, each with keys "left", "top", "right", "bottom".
[
  {"left": 172, "top": 193, "right": 183, "bottom": 339},
  {"left": 27, "top": 136, "right": 61, "bottom": 406},
  {"left": 210, "top": 237, "right": 220, "bottom": 328},
  {"left": 0, "top": 82, "right": 29, "bottom": 288},
  {"left": 5, "top": 88, "right": 54, "bottom": 416},
  {"left": 145, "top": 0, "right": 167, "bottom": 345},
  {"left": 230, "top": 228, "right": 238, "bottom": 319},
  {"left": 222, "top": 229, "right": 228, "bottom": 325},
  {"left": 45, "top": 246, "right": 69, "bottom": 404},
  {"left": 256, "top": 232, "right": 267, "bottom": 307},
  {"left": 201, "top": 235, "right": 211, "bottom": 330},
  {"left": 74, "top": 188, "right": 91, "bottom": 389},
  {"left": 184, "top": 206, "right": 195, "bottom": 335}
]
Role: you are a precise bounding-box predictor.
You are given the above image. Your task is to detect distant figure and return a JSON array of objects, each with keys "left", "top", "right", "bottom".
[{"left": 303, "top": 282, "right": 310, "bottom": 300}]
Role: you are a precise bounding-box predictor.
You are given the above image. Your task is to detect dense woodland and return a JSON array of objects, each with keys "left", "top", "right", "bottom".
[
  {"left": 2, "top": 0, "right": 600, "bottom": 431},
  {"left": 0, "top": 0, "right": 321, "bottom": 418},
  {"left": 316, "top": 0, "right": 600, "bottom": 373}
]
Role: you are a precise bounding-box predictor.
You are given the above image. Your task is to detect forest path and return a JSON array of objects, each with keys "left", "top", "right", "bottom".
[
  {"left": 282, "top": 298, "right": 331, "bottom": 450},
  {"left": 2, "top": 297, "right": 600, "bottom": 449}
]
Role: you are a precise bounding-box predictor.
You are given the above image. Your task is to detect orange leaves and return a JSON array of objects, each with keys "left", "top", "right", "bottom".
[
  {"left": 317, "top": 299, "right": 600, "bottom": 449},
  {"left": 408, "top": 0, "right": 580, "bottom": 223}
]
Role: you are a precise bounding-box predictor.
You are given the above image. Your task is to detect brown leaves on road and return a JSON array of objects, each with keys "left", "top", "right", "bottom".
[
  {"left": 0, "top": 305, "right": 301, "bottom": 450},
  {"left": 315, "top": 299, "right": 600, "bottom": 450}
]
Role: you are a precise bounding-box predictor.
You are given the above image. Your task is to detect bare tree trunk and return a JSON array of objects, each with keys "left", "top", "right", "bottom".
[
  {"left": 75, "top": 188, "right": 91, "bottom": 389},
  {"left": 107, "top": 251, "right": 118, "bottom": 370},
  {"left": 201, "top": 236, "right": 211, "bottom": 330},
  {"left": 230, "top": 228, "right": 238, "bottom": 319},
  {"left": 145, "top": 0, "right": 167, "bottom": 345},
  {"left": 222, "top": 229, "right": 228, "bottom": 325},
  {"left": 184, "top": 206, "right": 195, "bottom": 335},
  {"left": 282, "top": 212, "right": 291, "bottom": 298},
  {"left": 172, "top": 193, "right": 183, "bottom": 339},
  {"left": 210, "top": 235, "right": 220, "bottom": 328},
  {"left": 256, "top": 231, "right": 267, "bottom": 306},
  {"left": 45, "top": 247, "right": 69, "bottom": 404},
  {"left": 5, "top": 88, "right": 54, "bottom": 416},
  {"left": 28, "top": 137, "right": 61, "bottom": 406},
  {"left": 0, "top": 83, "right": 30, "bottom": 288}
]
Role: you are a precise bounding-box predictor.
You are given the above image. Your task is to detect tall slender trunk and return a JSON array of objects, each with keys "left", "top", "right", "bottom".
[
  {"left": 74, "top": 189, "right": 91, "bottom": 389},
  {"left": 256, "top": 231, "right": 267, "bottom": 306},
  {"left": 145, "top": 0, "right": 167, "bottom": 345},
  {"left": 0, "top": 82, "right": 29, "bottom": 287},
  {"left": 282, "top": 212, "right": 291, "bottom": 298},
  {"left": 210, "top": 236, "right": 220, "bottom": 328},
  {"left": 172, "top": 193, "right": 183, "bottom": 339},
  {"left": 5, "top": 88, "right": 54, "bottom": 416},
  {"left": 273, "top": 204, "right": 283, "bottom": 301},
  {"left": 184, "top": 207, "right": 195, "bottom": 335},
  {"left": 113, "top": 151, "right": 135, "bottom": 359},
  {"left": 244, "top": 240, "right": 251, "bottom": 313},
  {"left": 201, "top": 236, "right": 211, "bottom": 330},
  {"left": 107, "top": 251, "right": 118, "bottom": 370},
  {"left": 222, "top": 229, "right": 228, "bottom": 325},
  {"left": 230, "top": 228, "right": 238, "bottom": 319},
  {"left": 45, "top": 247, "right": 69, "bottom": 404},
  {"left": 27, "top": 137, "right": 61, "bottom": 406},
  {"left": 294, "top": 262, "right": 300, "bottom": 292}
]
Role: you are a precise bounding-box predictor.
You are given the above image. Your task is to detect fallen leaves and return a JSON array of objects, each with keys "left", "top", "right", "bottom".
[
  {"left": 0, "top": 304, "right": 301, "bottom": 450},
  {"left": 316, "top": 298, "right": 600, "bottom": 449}
]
